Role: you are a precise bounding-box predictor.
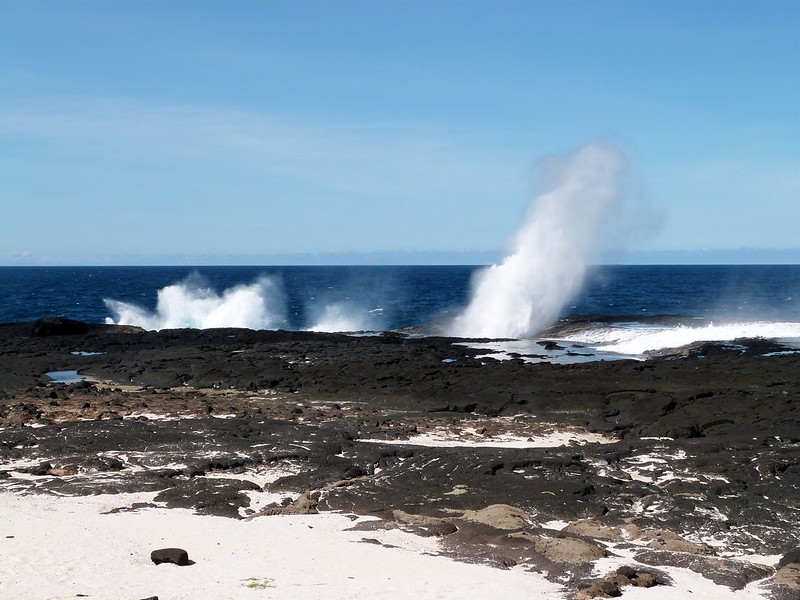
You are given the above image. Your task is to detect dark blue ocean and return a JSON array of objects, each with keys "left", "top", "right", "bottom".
[{"left": 1, "top": 265, "right": 799, "bottom": 329}]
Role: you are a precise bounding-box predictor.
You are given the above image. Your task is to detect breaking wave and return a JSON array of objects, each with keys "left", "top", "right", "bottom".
[
  {"left": 104, "top": 274, "right": 287, "bottom": 331},
  {"left": 555, "top": 321, "right": 800, "bottom": 357},
  {"left": 104, "top": 273, "right": 382, "bottom": 333}
]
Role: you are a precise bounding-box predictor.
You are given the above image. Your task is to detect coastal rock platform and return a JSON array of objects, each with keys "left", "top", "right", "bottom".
[{"left": 1, "top": 322, "right": 798, "bottom": 598}]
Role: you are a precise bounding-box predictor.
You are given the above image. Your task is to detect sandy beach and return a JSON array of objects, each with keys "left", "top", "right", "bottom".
[
  {"left": 1, "top": 321, "right": 798, "bottom": 599},
  {"left": 1, "top": 492, "right": 565, "bottom": 600},
  {"left": 0, "top": 488, "right": 784, "bottom": 600}
]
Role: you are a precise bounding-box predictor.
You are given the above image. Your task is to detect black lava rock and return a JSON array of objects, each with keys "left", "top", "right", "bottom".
[
  {"left": 31, "top": 317, "right": 88, "bottom": 337},
  {"left": 150, "top": 548, "right": 190, "bottom": 566},
  {"left": 778, "top": 548, "right": 800, "bottom": 568}
]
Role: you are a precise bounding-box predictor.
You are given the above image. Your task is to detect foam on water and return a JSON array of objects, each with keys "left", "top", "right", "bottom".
[
  {"left": 448, "top": 142, "right": 627, "bottom": 338},
  {"left": 556, "top": 321, "right": 800, "bottom": 356}
]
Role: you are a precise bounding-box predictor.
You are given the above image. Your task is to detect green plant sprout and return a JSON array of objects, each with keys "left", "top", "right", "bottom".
[{"left": 241, "top": 577, "right": 276, "bottom": 590}]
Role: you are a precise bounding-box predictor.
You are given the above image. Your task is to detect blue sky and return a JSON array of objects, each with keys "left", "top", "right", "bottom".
[{"left": 2, "top": 0, "right": 798, "bottom": 265}]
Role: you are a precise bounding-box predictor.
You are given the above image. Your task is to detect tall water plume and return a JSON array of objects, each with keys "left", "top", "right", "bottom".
[{"left": 448, "top": 142, "right": 627, "bottom": 339}]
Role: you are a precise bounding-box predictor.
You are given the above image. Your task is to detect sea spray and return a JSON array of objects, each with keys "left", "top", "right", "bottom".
[
  {"left": 104, "top": 272, "right": 382, "bottom": 332},
  {"left": 104, "top": 273, "right": 286, "bottom": 330},
  {"left": 305, "top": 301, "right": 382, "bottom": 333},
  {"left": 448, "top": 142, "right": 627, "bottom": 338},
  {"left": 303, "top": 269, "right": 395, "bottom": 332}
]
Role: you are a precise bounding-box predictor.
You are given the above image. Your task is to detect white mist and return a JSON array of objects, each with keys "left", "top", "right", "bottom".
[
  {"left": 448, "top": 142, "right": 627, "bottom": 339},
  {"left": 305, "top": 301, "right": 379, "bottom": 333}
]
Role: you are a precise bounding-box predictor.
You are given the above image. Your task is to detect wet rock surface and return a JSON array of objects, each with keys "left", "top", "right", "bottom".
[{"left": 1, "top": 322, "right": 799, "bottom": 596}]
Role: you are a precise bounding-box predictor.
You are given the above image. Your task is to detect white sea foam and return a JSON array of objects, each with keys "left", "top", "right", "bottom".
[
  {"left": 558, "top": 321, "right": 800, "bottom": 356},
  {"left": 104, "top": 273, "right": 383, "bottom": 333},
  {"left": 449, "top": 142, "right": 628, "bottom": 339},
  {"left": 104, "top": 273, "right": 286, "bottom": 331}
]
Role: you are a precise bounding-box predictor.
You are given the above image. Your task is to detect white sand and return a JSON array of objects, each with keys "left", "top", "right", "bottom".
[
  {"left": 0, "top": 448, "right": 778, "bottom": 600},
  {"left": 0, "top": 491, "right": 778, "bottom": 599},
  {"left": 0, "top": 491, "right": 563, "bottom": 600}
]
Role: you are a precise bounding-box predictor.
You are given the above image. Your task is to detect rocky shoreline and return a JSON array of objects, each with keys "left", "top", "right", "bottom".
[{"left": 1, "top": 319, "right": 799, "bottom": 598}]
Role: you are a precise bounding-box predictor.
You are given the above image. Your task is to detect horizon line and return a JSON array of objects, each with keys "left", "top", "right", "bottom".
[{"left": 3, "top": 247, "right": 800, "bottom": 268}]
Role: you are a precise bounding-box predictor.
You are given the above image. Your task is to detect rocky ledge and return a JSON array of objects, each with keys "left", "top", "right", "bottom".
[{"left": 0, "top": 321, "right": 798, "bottom": 598}]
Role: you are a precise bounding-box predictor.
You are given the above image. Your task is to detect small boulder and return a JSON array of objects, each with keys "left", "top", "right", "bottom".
[
  {"left": 778, "top": 548, "right": 800, "bottom": 569},
  {"left": 343, "top": 465, "right": 366, "bottom": 479},
  {"left": 774, "top": 548, "right": 800, "bottom": 594},
  {"left": 46, "top": 466, "right": 78, "bottom": 477},
  {"left": 577, "top": 579, "right": 621, "bottom": 599},
  {"left": 150, "top": 548, "right": 190, "bottom": 566},
  {"left": 616, "top": 566, "right": 637, "bottom": 579},
  {"left": 538, "top": 340, "right": 565, "bottom": 351},
  {"left": 633, "top": 572, "right": 659, "bottom": 588},
  {"left": 460, "top": 504, "right": 531, "bottom": 530}
]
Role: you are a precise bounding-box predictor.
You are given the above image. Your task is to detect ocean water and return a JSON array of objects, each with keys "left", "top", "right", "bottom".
[{"left": 1, "top": 265, "right": 799, "bottom": 359}]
